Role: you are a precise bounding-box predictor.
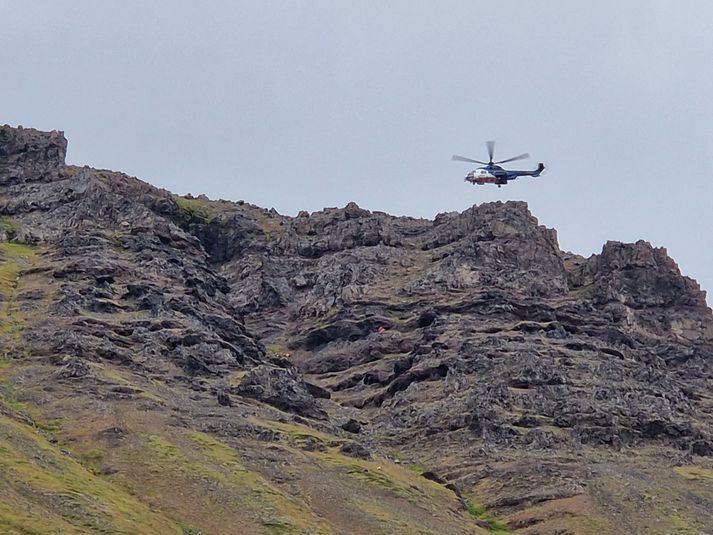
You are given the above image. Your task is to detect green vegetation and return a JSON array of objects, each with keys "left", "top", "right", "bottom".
[
  {"left": 140, "top": 430, "right": 331, "bottom": 534},
  {"left": 261, "top": 517, "right": 299, "bottom": 535},
  {"left": 174, "top": 196, "right": 214, "bottom": 225},
  {"left": 97, "top": 364, "right": 166, "bottom": 405},
  {"left": 381, "top": 310, "right": 417, "bottom": 325},
  {"left": 346, "top": 463, "right": 401, "bottom": 492},
  {"left": 317, "top": 450, "right": 431, "bottom": 502},
  {"left": 266, "top": 334, "right": 289, "bottom": 355},
  {"left": 0, "top": 242, "right": 39, "bottom": 345},
  {"left": 0, "top": 380, "right": 60, "bottom": 434},
  {"left": 465, "top": 499, "right": 510, "bottom": 533},
  {"left": 674, "top": 466, "right": 713, "bottom": 482},
  {"left": 350, "top": 498, "right": 434, "bottom": 535},
  {"left": 263, "top": 418, "right": 332, "bottom": 444},
  {"left": 588, "top": 470, "right": 710, "bottom": 534},
  {"left": 0, "top": 241, "right": 37, "bottom": 259},
  {"left": 0, "top": 216, "right": 19, "bottom": 240},
  {"left": 186, "top": 430, "right": 242, "bottom": 465},
  {"left": 0, "top": 380, "right": 505, "bottom": 535},
  {"left": 407, "top": 463, "right": 426, "bottom": 474},
  {"left": 465, "top": 500, "right": 486, "bottom": 517},
  {"left": 147, "top": 434, "right": 185, "bottom": 462},
  {"left": 386, "top": 451, "right": 428, "bottom": 475},
  {"left": 0, "top": 412, "right": 179, "bottom": 534},
  {"left": 83, "top": 449, "right": 105, "bottom": 462},
  {"left": 389, "top": 450, "right": 405, "bottom": 461},
  {"left": 178, "top": 524, "right": 206, "bottom": 535}
]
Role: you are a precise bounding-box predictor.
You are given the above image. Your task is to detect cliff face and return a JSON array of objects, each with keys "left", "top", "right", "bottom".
[
  {"left": 1, "top": 126, "right": 713, "bottom": 534},
  {"left": 0, "top": 125, "right": 66, "bottom": 184}
]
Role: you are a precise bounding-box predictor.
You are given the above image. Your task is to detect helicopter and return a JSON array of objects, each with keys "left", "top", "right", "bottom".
[{"left": 452, "top": 141, "right": 545, "bottom": 187}]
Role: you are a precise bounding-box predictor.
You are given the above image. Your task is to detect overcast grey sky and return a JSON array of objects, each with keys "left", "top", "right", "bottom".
[{"left": 2, "top": 1, "right": 711, "bottom": 301}]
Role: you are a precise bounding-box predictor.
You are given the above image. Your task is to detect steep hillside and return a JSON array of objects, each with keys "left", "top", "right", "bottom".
[{"left": 1, "top": 125, "right": 712, "bottom": 534}]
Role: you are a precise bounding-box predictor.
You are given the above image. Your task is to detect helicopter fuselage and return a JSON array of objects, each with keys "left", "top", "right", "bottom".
[
  {"left": 465, "top": 167, "right": 506, "bottom": 186},
  {"left": 464, "top": 163, "right": 545, "bottom": 187}
]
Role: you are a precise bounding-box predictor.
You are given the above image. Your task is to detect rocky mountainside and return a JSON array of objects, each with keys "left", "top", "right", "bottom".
[{"left": 1, "top": 125, "right": 713, "bottom": 535}]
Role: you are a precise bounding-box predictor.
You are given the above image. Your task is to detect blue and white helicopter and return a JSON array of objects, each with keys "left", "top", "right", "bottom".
[{"left": 452, "top": 141, "right": 545, "bottom": 187}]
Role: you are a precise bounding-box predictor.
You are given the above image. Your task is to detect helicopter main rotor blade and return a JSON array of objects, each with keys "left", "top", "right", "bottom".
[
  {"left": 495, "top": 153, "right": 530, "bottom": 164},
  {"left": 486, "top": 141, "right": 495, "bottom": 162},
  {"left": 452, "top": 154, "right": 488, "bottom": 165}
]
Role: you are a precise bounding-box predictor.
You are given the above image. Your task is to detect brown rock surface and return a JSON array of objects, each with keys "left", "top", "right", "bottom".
[{"left": 1, "top": 125, "right": 713, "bottom": 534}]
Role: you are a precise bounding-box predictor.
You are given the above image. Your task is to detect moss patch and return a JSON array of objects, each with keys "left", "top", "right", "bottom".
[
  {"left": 0, "top": 411, "right": 179, "bottom": 534},
  {"left": 266, "top": 334, "right": 289, "bottom": 355},
  {"left": 174, "top": 196, "right": 214, "bottom": 225},
  {"left": 0, "top": 217, "right": 19, "bottom": 240},
  {"left": 137, "top": 430, "right": 332, "bottom": 534},
  {"left": 0, "top": 242, "right": 39, "bottom": 347},
  {"left": 674, "top": 466, "right": 713, "bottom": 482},
  {"left": 465, "top": 499, "right": 509, "bottom": 532},
  {"left": 350, "top": 498, "right": 434, "bottom": 535}
]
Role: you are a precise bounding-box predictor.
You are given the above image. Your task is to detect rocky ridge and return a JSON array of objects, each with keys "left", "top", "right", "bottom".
[{"left": 1, "top": 125, "right": 713, "bottom": 534}]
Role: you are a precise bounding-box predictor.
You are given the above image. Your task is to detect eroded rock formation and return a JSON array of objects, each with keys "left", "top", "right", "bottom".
[{"left": 2, "top": 125, "right": 713, "bottom": 534}]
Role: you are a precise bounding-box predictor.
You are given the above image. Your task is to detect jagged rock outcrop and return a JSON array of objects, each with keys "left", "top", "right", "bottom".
[
  {"left": 0, "top": 125, "right": 66, "bottom": 184},
  {"left": 235, "top": 364, "right": 328, "bottom": 420},
  {"left": 2, "top": 125, "right": 713, "bottom": 534},
  {"left": 0, "top": 125, "right": 323, "bottom": 413}
]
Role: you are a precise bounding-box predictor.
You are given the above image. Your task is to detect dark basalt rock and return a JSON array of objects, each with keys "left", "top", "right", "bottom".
[
  {"left": 569, "top": 240, "right": 708, "bottom": 309},
  {"left": 3, "top": 125, "right": 713, "bottom": 530},
  {"left": 216, "top": 389, "right": 233, "bottom": 407},
  {"left": 0, "top": 125, "right": 67, "bottom": 184},
  {"left": 339, "top": 441, "right": 371, "bottom": 459},
  {"left": 55, "top": 356, "right": 94, "bottom": 379},
  {"left": 0, "top": 126, "right": 273, "bottom": 406},
  {"left": 235, "top": 365, "right": 327, "bottom": 420},
  {"left": 341, "top": 418, "right": 362, "bottom": 434}
]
